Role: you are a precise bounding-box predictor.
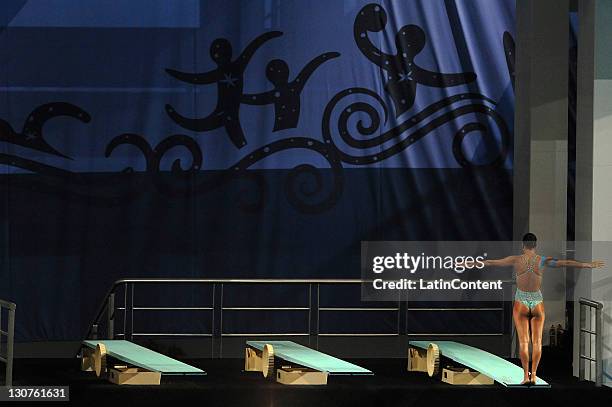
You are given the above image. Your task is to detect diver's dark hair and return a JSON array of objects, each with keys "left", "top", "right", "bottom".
[{"left": 522, "top": 233, "right": 537, "bottom": 249}]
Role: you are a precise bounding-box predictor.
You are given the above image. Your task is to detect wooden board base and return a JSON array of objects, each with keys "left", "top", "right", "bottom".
[
  {"left": 407, "top": 347, "right": 427, "bottom": 372},
  {"left": 277, "top": 366, "right": 328, "bottom": 385},
  {"left": 441, "top": 367, "right": 494, "bottom": 385},
  {"left": 244, "top": 347, "right": 263, "bottom": 372},
  {"left": 409, "top": 344, "right": 493, "bottom": 386},
  {"left": 245, "top": 344, "right": 329, "bottom": 385},
  {"left": 81, "top": 348, "right": 94, "bottom": 372},
  {"left": 108, "top": 366, "right": 161, "bottom": 385}
]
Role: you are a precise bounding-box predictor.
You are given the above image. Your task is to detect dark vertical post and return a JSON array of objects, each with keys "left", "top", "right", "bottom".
[
  {"left": 130, "top": 284, "right": 134, "bottom": 341},
  {"left": 123, "top": 283, "right": 127, "bottom": 338},
  {"left": 595, "top": 304, "right": 603, "bottom": 386},
  {"left": 107, "top": 293, "right": 115, "bottom": 340},
  {"left": 219, "top": 284, "right": 224, "bottom": 358},
  {"left": 308, "top": 284, "right": 312, "bottom": 336},
  {"left": 579, "top": 303, "right": 585, "bottom": 380},
  {"left": 211, "top": 283, "right": 216, "bottom": 358},
  {"left": 315, "top": 284, "right": 320, "bottom": 349},
  {"left": 7, "top": 306, "right": 15, "bottom": 386}
]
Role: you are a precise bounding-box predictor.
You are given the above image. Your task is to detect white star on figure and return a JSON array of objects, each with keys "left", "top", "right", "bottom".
[
  {"left": 24, "top": 130, "right": 37, "bottom": 140},
  {"left": 399, "top": 71, "right": 413, "bottom": 82},
  {"left": 220, "top": 73, "right": 238, "bottom": 87}
]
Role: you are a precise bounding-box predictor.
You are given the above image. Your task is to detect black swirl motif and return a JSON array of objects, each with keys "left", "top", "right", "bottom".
[
  {"left": 0, "top": 151, "right": 151, "bottom": 206},
  {"left": 322, "top": 88, "right": 510, "bottom": 169},
  {"left": 1, "top": 88, "right": 509, "bottom": 212},
  {"left": 105, "top": 133, "right": 344, "bottom": 214},
  {"left": 0, "top": 20, "right": 513, "bottom": 214},
  {"left": 105, "top": 133, "right": 204, "bottom": 199},
  {"left": 0, "top": 102, "right": 91, "bottom": 158}
]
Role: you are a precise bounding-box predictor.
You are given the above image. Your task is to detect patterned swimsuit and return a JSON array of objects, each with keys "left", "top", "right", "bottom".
[{"left": 515, "top": 255, "right": 543, "bottom": 309}]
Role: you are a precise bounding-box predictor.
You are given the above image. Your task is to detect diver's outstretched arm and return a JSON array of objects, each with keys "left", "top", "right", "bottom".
[
  {"left": 483, "top": 256, "right": 519, "bottom": 267},
  {"left": 547, "top": 258, "right": 605, "bottom": 269}
]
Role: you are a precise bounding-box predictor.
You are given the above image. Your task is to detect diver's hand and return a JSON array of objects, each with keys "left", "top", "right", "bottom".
[{"left": 589, "top": 260, "right": 605, "bottom": 269}]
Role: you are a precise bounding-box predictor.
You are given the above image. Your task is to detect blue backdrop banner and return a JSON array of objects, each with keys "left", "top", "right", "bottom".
[{"left": 0, "top": 0, "right": 515, "bottom": 341}]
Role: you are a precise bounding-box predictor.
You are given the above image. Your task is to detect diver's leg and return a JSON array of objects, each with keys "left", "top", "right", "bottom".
[
  {"left": 530, "top": 302, "right": 545, "bottom": 383},
  {"left": 513, "top": 300, "right": 531, "bottom": 383}
]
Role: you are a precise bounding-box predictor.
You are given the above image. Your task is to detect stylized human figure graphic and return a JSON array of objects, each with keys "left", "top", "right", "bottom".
[
  {"left": 483, "top": 233, "right": 605, "bottom": 385},
  {"left": 242, "top": 52, "right": 340, "bottom": 131},
  {"left": 354, "top": 4, "right": 477, "bottom": 116},
  {"left": 165, "top": 31, "right": 283, "bottom": 148}
]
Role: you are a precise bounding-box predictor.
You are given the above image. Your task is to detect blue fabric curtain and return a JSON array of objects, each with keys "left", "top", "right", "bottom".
[{"left": 0, "top": 0, "right": 515, "bottom": 341}]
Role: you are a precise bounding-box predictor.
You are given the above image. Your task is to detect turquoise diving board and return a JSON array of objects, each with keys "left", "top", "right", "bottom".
[
  {"left": 247, "top": 341, "right": 372, "bottom": 375},
  {"left": 83, "top": 340, "right": 205, "bottom": 376},
  {"left": 410, "top": 341, "right": 549, "bottom": 387}
]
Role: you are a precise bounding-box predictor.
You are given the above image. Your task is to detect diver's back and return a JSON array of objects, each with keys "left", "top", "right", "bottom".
[{"left": 514, "top": 254, "right": 543, "bottom": 292}]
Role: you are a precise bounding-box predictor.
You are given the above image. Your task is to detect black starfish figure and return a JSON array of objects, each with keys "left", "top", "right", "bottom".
[
  {"left": 165, "top": 31, "right": 283, "bottom": 148},
  {"left": 242, "top": 52, "right": 340, "bottom": 131},
  {"left": 354, "top": 3, "right": 477, "bottom": 117}
]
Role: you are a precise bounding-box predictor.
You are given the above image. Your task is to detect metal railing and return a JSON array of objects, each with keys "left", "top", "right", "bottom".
[
  {"left": 579, "top": 297, "right": 603, "bottom": 387},
  {"left": 84, "top": 279, "right": 510, "bottom": 350},
  {"left": 0, "top": 299, "right": 16, "bottom": 387}
]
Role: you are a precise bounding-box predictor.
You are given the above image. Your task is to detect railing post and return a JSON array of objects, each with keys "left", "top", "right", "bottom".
[
  {"left": 211, "top": 283, "right": 216, "bottom": 358},
  {"left": 595, "top": 305, "right": 603, "bottom": 387},
  {"left": 107, "top": 293, "right": 115, "bottom": 340},
  {"left": 578, "top": 298, "right": 603, "bottom": 385},
  {"left": 316, "top": 283, "right": 320, "bottom": 346},
  {"left": 123, "top": 283, "right": 128, "bottom": 338},
  {"left": 130, "top": 283, "right": 134, "bottom": 341},
  {"left": 6, "top": 307, "right": 15, "bottom": 387},
  {"left": 308, "top": 284, "right": 312, "bottom": 336},
  {"left": 396, "top": 294, "right": 401, "bottom": 335},
  {"left": 579, "top": 302, "right": 585, "bottom": 381},
  {"left": 219, "top": 284, "right": 224, "bottom": 358}
]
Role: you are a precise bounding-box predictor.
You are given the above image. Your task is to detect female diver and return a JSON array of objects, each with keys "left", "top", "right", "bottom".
[{"left": 484, "top": 233, "right": 605, "bottom": 384}]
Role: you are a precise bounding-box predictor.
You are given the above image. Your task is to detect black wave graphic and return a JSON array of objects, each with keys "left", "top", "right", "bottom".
[
  {"left": 105, "top": 133, "right": 343, "bottom": 214},
  {"left": 322, "top": 89, "right": 510, "bottom": 168}
]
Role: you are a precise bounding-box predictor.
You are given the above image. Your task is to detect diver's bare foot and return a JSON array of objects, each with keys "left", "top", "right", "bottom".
[
  {"left": 521, "top": 373, "right": 531, "bottom": 385},
  {"left": 530, "top": 374, "right": 537, "bottom": 385}
]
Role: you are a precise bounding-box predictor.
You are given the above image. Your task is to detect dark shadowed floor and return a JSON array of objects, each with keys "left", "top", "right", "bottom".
[{"left": 4, "top": 352, "right": 610, "bottom": 407}]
